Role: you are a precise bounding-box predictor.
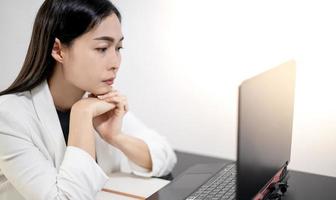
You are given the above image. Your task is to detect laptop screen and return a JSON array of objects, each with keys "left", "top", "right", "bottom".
[{"left": 237, "top": 60, "right": 296, "bottom": 199}]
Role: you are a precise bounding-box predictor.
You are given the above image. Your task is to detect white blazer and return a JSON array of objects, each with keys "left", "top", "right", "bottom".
[{"left": 0, "top": 81, "right": 177, "bottom": 200}]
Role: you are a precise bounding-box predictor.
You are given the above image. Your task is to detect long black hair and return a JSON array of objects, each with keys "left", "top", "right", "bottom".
[{"left": 0, "top": 0, "right": 121, "bottom": 96}]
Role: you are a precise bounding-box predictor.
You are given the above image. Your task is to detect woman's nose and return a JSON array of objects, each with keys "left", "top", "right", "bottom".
[
  {"left": 107, "top": 52, "right": 120, "bottom": 71},
  {"left": 106, "top": 65, "right": 118, "bottom": 73},
  {"left": 111, "top": 66, "right": 118, "bottom": 72}
]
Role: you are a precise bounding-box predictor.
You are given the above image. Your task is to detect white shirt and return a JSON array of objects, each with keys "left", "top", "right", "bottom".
[{"left": 0, "top": 80, "right": 177, "bottom": 200}]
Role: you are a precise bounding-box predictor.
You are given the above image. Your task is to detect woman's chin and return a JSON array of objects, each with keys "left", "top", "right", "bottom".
[{"left": 91, "top": 87, "right": 112, "bottom": 96}]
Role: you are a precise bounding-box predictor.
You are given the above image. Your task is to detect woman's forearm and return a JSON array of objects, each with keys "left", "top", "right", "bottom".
[
  {"left": 67, "top": 105, "right": 96, "bottom": 159},
  {"left": 110, "top": 134, "right": 152, "bottom": 170}
]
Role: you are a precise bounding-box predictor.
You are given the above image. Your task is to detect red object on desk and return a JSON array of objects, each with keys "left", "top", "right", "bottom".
[{"left": 253, "top": 166, "right": 286, "bottom": 200}]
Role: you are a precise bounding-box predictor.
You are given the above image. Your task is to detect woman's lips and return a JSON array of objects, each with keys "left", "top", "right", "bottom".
[{"left": 103, "top": 80, "right": 114, "bottom": 85}]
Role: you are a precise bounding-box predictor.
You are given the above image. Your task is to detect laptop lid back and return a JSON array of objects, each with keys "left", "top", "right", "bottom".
[{"left": 237, "top": 60, "right": 296, "bottom": 199}]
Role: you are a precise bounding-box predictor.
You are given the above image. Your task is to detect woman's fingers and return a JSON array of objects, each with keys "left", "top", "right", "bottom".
[
  {"left": 97, "top": 89, "right": 118, "bottom": 99},
  {"left": 91, "top": 100, "right": 116, "bottom": 117},
  {"left": 104, "top": 96, "right": 128, "bottom": 112},
  {"left": 88, "top": 93, "right": 96, "bottom": 98},
  {"left": 89, "top": 90, "right": 128, "bottom": 112}
]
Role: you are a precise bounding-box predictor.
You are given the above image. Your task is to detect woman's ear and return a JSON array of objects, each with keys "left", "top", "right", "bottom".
[{"left": 51, "top": 38, "right": 65, "bottom": 63}]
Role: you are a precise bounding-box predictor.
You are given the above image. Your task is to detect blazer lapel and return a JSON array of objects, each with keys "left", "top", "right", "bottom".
[{"left": 31, "top": 80, "right": 66, "bottom": 169}]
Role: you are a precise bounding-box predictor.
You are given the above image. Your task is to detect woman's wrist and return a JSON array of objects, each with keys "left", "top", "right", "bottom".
[
  {"left": 107, "top": 133, "right": 125, "bottom": 148},
  {"left": 71, "top": 101, "right": 94, "bottom": 118}
]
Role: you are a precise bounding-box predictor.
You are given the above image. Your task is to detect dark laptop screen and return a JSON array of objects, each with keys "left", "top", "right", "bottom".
[{"left": 237, "top": 61, "right": 296, "bottom": 199}]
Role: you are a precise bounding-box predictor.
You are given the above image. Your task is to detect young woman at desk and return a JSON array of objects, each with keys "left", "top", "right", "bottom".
[{"left": 0, "top": 0, "right": 176, "bottom": 199}]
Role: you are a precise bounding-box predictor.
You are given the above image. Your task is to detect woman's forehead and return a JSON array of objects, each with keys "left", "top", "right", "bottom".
[{"left": 85, "top": 14, "right": 123, "bottom": 42}]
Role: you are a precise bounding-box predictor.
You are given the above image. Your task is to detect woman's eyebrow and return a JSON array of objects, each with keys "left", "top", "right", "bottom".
[{"left": 93, "top": 36, "right": 124, "bottom": 43}]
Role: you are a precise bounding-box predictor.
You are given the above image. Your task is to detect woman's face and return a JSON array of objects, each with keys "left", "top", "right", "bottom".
[{"left": 61, "top": 13, "right": 123, "bottom": 96}]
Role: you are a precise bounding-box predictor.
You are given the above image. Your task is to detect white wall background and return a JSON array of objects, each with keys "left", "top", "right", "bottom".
[{"left": 1, "top": 0, "right": 335, "bottom": 177}]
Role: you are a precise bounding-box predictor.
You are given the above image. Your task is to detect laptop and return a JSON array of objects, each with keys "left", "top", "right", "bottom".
[{"left": 147, "top": 60, "right": 296, "bottom": 200}]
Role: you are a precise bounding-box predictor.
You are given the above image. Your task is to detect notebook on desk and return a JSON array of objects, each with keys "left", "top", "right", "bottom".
[
  {"left": 96, "top": 172, "right": 170, "bottom": 200},
  {"left": 147, "top": 60, "right": 296, "bottom": 200}
]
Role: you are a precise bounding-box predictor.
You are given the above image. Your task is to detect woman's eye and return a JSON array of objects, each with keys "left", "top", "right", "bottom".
[
  {"left": 96, "top": 48, "right": 108, "bottom": 53},
  {"left": 116, "top": 47, "right": 123, "bottom": 52}
]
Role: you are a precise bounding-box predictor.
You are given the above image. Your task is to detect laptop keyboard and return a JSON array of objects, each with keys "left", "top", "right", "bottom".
[{"left": 186, "top": 163, "right": 236, "bottom": 200}]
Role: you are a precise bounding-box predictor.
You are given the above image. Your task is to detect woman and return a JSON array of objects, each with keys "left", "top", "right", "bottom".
[{"left": 0, "top": 0, "right": 177, "bottom": 199}]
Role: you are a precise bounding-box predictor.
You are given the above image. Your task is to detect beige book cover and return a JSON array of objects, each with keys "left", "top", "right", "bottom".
[{"left": 96, "top": 172, "right": 170, "bottom": 200}]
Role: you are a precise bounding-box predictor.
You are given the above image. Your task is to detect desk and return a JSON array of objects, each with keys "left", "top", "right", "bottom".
[{"left": 172, "top": 151, "right": 336, "bottom": 200}]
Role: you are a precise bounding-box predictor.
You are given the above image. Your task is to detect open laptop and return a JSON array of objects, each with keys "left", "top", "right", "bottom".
[{"left": 147, "top": 60, "right": 296, "bottom": 200}]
